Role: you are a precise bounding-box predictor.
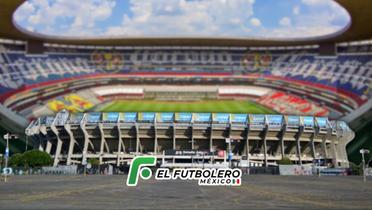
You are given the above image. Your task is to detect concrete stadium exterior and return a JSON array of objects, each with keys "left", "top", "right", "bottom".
[{"left": 25, "top": 110, "right": 353, "bottom": 168}]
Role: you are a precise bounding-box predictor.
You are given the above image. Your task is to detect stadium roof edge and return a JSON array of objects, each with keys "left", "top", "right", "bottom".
[{"left": 1, "top": 0, "right": 372, "bottom": 47}]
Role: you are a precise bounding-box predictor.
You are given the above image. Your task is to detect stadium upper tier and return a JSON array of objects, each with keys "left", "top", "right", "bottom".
[{"left": 0, "top": 44, "right": 371, "bottom": 117}]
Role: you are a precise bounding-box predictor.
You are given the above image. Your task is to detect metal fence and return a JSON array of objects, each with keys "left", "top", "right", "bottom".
[{"left": 248, "top": 167, "right": 280, "bottom": 175}]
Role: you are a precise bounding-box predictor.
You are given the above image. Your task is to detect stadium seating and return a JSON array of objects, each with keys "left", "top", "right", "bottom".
[
  {"left": 0, "top": 44, "right": 371, "bottom": 118},
  {"left": 47, "top": 94, "right": 94, "bottom": 113},
  {"left": 257, "top": 91, "right": 329, "bottom": 116}
]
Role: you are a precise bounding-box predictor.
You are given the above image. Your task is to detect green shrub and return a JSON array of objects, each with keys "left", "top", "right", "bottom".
[
  {"left": 277, "top": 157, "right": 293, "bottom": 165},
  {"left": 349, "top": 162, "right": 362, "bottom": 175},
  {"left": 22, "top": 150, "right": 53, "bottom": 167},
  {"left": 0, "top": 155, "right": 4, "bottom": 166},
  {"left": 9, "top": 153, "right": 24, "bottom": 167}
]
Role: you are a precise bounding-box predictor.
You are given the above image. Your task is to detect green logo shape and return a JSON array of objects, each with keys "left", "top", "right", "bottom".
[{"left": 127, "top": 156, "right": 157, "bottom": 186}]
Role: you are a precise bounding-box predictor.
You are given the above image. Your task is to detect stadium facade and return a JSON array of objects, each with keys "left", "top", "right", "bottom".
[
  {"left": 25, "top": 110, "right": 353, "bottom": 167},
  {"left": 1, "top": 0, "right": 372, "bottom": 166}
]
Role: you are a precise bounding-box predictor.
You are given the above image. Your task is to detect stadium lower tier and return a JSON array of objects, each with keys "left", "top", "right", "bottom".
[
  {"left": 25, "top": 111, "right": 354, "bottom": 168},
  {"left": 1, "top": 74, "right": 354, "bottom": 121}
]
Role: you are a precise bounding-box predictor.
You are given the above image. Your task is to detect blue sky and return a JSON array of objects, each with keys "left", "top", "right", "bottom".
[{"left": 14, "top": 0, "right": 350, "bottom": 39}]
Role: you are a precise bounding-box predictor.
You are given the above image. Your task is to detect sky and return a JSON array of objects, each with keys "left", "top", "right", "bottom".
[{"left": 13, "top": 0, "right": 351, "bottom": 39}]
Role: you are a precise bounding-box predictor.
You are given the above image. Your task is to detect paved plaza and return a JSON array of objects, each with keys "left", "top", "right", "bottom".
[{"left": 0, "top": 175, "right": 371, "bottom": 210}]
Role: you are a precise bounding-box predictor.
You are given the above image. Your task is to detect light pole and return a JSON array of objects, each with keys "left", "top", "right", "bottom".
[
  {"left": 226, "top": 138, "right": 232, "bottom": 168},
  {"left": 82, "top": 151, "right": 87, "bottom": 176},
  {"left": 25, "top": 136, "right": 29, "bottom": 151},
  {"left": 3, "top": 133, "right": 19, "bottom": 182},
  {"left": 360, "top": 149, "right": 370, "bottom": 182}
]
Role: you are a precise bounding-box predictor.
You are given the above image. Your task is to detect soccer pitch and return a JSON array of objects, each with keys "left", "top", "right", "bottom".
[{"left": 99, "top": 100, "right": 275, "bottom": 114}]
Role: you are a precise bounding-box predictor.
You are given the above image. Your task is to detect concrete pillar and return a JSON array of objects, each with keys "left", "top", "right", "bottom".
[
  {"left": 310, "top": 130, "right": 317, "bottom": 159},
  {"left": 209, "top": 123, "right": 213, "bottom": 153},
  {"left": 278, "top": 124, "right": 287, "bottom": 158},
  {"left": 322, "top": 131, "right": 329, "bottom": 161},
  {"left": 117, "top": 123, "right": 123, "bottom": 166},
  {"left": 263, "top": 126, "right": 268, "bottom": 167},
  {"left": 51, "top": 125, "right": 62, "bottom": 166},
  {"left": 64, "top": 124, "right": 75, "bottom": 166},
  {"left": 245, "top": 125, "right": 250, "bottom": 165},
  {"left": 328, "top": 128, "right": 337, "bottom": 167},
  {"left": 45, "top": 139, "right": 52, "bottom": 154},
  {"left": 172, "top": 123, "right": 176, "bottom": 150},
  {"left": 228, "top": 122, "right": 232, "bottom": 152},
  {"left": 40, "top": 126, "right": 50, "bottom": 153},
  {"left": 81, "top": 123, "right": 90, "bottom": 164},
  {"left": 135, "top": 123, "right": 140, "bottom": 154},
  {"left": 296, "top": 126, "right": 304, "bottom": 165},
  {"left": 154, "top": 122, "right": 158, "bottom": 154},
  {"left": 191, "top": 123, "right": 194, "bottom": 150},
  {"left": 98, "top": 123, "right": 105, "bottom": 164},
  {"left": 331, "top": 137, "right": 338, "bottom": 167}
]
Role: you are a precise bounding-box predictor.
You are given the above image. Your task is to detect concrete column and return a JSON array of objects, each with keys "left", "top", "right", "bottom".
[
  {"left": 328, "top": 128, "right": 338, "bottom": 167},
  {"left": 209, "top": 123, "right": 213, "bottom": 153},
  {"left": 45, "top": 139, "right": 52, "bottom": 154},
  {"left": 117, "top": 123, "right": 123, "bottom": 166},
  {"left": 191, "top": 123, "right": 194, "bottom": 150},
  {"left": 98, "top": 123, "right": 105, "bottom": 165},
  {"left": 51, "top": 125, "right": 62, "bottom": 166},
  {"left": 135, "top": 123, "right": 140, "bottom": 154},
  {"left": 245, "top": 125, "right": 250, "bottom": 164},
  {"left": 310, "top": 131, "right": 317, "bottom": 159},
  {"left": 228, "top": 123, "right": 232, "bottom": 153},
  {"left": 278, "top": 124, "right": 287, "bottom": 158},
  {"left": 64, "top": 124, "right": 75, "bottom": 166},
  {"left": 172, "top": 123, "right": 176, "bottom": 150},
  {"left": 263, "top": 126, "right": 268, "bottom": 167},
  {"left": 322, "top": 131, "right": 330, "bottom": 161},
  {"left": 296, "top": 126, "right": 304, "bottom": 165},
  {"left": 81, "top": 123, "right": 90, "bottom": 164},
  {"left": 331, "top": 137, "right": 338, "bottom": 167},
  {"left": 154, "top": 123, "right": 158, "bottom": 154},
  {"left": 40, "top": 126, "right": 50, "bottom": 153}
]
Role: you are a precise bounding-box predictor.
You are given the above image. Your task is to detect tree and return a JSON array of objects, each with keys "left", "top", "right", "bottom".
[
  {"left": 22, "top": 150, "right": 53, "bottom": 167},
  {"left": 0, "top": 154, "right": 4, "bottom": 166},
  {"left": 9, "top": 153, "right": 24, "bottom": 167},
  {"left": 349, "top": 162, "right": 362, "bottom": 175},
  {"left": 277, "top": 157, "right": 293, "bottom": 165}
]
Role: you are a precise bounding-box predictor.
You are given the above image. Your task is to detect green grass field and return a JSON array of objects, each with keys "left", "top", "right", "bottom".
[{"left": 99, "top": 100, "right": 275, "bottom": 114}]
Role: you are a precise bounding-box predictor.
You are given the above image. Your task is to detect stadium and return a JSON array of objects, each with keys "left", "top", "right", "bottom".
[{"left": 0, "top": 0, "right": 372, "bottom": 170}]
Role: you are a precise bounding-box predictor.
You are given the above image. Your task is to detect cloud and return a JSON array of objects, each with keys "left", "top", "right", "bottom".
[
  {"left": 16, "top": 0, "right": 116, "bottom": 36},
  {"left": 293, "top": 6, "right": 300, "bottom": 15},
  {"left": 14, "top": 1, "right": 36, "bottom": 22},
  {"left": 250, "top": 18, "right": 261, "bottom": 27},
  {"left": 301, "top": 0, "right": 330, "bottom": 6},
  {"left": 13, "top": 0, "right": 350, "bottom": 39},
  {"left": 279, "top": 17, "right": 291, "bottom": 27},
  {"left": 105, "top": 0, "right": 256, "bottom": 37}
]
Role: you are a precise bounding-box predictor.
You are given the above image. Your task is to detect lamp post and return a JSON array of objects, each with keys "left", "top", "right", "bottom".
[
  {"left": 226, "top": 138, "right": 232, "bottom": 168},
  {"left": 360, "top": 149, "right": 370, "bottom": 182},
  {"left": 3, "top": 133, "right": 19, "bottom": 182},
  {"left": 25, "top": 136, "right": 29, "bottom": 151},
  {"left": 82, "top": 151, "right": 87, "bottom": 176}
]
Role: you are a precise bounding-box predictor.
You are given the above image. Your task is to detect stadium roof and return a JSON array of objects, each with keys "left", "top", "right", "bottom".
[{"left": 1, "top": 0, "right": 372, "bottom": 47}]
